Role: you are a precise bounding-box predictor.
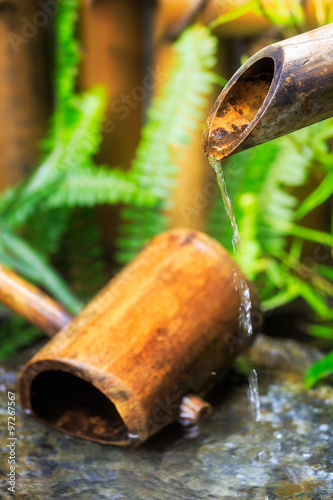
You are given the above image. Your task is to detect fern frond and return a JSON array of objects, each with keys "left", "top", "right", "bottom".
[
  {"left": 55, "top": 207, "right": 107, "bottom": 301},
  {"left": 1, "top": 88, "right": 107, "bottom": 229},
  {"left": 48, "top": 165, "right": 153, "bottom": 208},
  {"left": 295, "top": 171, "right": 333, "bottom": 220},
  {"left": 117, "top": 25, "right": 218, "bottom": 263},
  {"left": 258, "top": 131, "right": 313, "bottom": 254},
  {"left": 42, "top": 0, "right": 81, "bottom": 151},
  {"left": 21, "top": 208, "right": 69, "bottom": 257}
]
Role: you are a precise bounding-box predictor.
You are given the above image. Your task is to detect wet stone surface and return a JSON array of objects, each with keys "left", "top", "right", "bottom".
[{"left": 1, "top": 335, "right": 333, "bottom": 499}]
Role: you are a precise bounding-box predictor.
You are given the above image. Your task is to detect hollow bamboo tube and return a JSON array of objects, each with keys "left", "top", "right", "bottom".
[
  {"left": 0, "top": 264, "right": 73, "bottom": 336},
  {"left": 0, "top": 263, "right": 212, "bottom": 429},
  {"left": 203, "top": 24, "right": 333, "bottom": 161},
  {"left": 19, "top": 229, "right": 260, "bottom": 446}
]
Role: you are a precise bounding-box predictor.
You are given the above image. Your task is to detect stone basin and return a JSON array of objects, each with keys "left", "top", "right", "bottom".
[{"left": 1, "top": 335, "right": 332, "bottom": 499}]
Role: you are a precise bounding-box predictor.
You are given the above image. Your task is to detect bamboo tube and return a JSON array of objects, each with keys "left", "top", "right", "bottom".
[
  {"left": 77, "top": 0, "right": 144, "bottom": 258},
  {"left": 203, "top": 24, "right": 333, "bottom": 161},
  {"left": 0, "top": 261, "right": 215, "bottom": 432},
  {"left": 78, "top": 0, "right": 142, "bottom": 169},
  {"left": 0, "top": 0, "right": 51, "bottom": 191},
  {"left": 0, "top": 264, "right": 73, "bottom": 336},
  {"left": 19, "top": 229, "right": 260, "bottom": 446}
]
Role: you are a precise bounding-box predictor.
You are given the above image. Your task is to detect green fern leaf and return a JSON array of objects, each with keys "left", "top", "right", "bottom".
[{"left": 117, "top": 25, "right": 218, "bottom": 263}]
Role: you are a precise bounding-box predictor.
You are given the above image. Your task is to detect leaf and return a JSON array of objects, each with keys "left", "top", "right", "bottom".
[
  {"left": 261, "top": 0, "right": 305, "bottom": 30},
  {"left": 210, "top": 0, "right": 262, "bottom": 29},
  {"left": 48, "top": 166, "right": 154, "bottom": 208},
  {"left": 304, "top": 350, "right": 333, "bottom": 388},
  {"left": 305, "top": 323, "right": 333, "bottom": 341},
  {"left": 117, "top": 25, "right": 218, "bottom": 263},
  {"left": 0, "top": 231, "right": 83, "bottom": 314},
  {"left": 295, "top": 172, "right": 333, "bottom": 220}
]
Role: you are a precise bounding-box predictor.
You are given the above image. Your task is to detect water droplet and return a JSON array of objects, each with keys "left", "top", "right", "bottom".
[
  {"left": 247, "top": 369, "right": 261, "bottom": 422},
  {"left": 128, "top": 433, "right": 139, "bottom": 439},
  {"left": 238, "top": 280, "right": 253, "bottom": 337}
]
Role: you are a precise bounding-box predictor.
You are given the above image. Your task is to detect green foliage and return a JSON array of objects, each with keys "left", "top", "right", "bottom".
[
  {"left": 0, "top": 0, "right": 163, "bottom": 357},
  {"left": 260, "top": 0, "right": 305, "bottom": 33},
  {"left": 303, "top": 321, "right": 333, "bottom": 388},
  {"left": 207, "top": 121, "right": 333, "bottom": 308},
  {"left": 0, "top": 1, "right": 153, "bottom": 317},
  {"left": 304, "top": 350, "right": 333, "bottom": 389},
  {"left": 55, "top": 207, "right": 108, "bottom": 300},
  {"left": 116, "top": 25, "right": 218, "bottom": 263},
  {"left": 207, "top": 120, "right": 333, "bottom": 385},
  {"left": 209, "top": 0, "right": 262, "bottom": 29},
  {"left": 0, "top": 5, "right": 219, "bottom": 357},
  {"left": 0, "top": 315, "right": 42, "bottom": 361}
]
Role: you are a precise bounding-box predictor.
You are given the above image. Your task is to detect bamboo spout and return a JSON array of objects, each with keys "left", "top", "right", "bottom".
[{"left": 203, "top": 24, "right": 333, "bottom": 161}]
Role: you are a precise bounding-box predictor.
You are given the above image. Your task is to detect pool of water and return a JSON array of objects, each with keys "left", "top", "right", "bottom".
[{"left": 1, "top": 335, "right": 332, "bottom": 499}]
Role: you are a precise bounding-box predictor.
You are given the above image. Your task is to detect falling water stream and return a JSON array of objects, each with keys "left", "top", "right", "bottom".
[
  {"left": 209, "top": 157, "right": 259, "bottom": 420},
  {"left": 209, "top": 157, "right": 253, "bottom": 339},
  {"left": 247, "top": 368, "right": 262, "bottom": 422}
]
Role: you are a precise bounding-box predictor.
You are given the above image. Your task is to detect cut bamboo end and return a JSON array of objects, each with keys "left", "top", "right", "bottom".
[
  {"left": 203, "top": 24, "right": 333, "bottom": 161},
  {"left": 179, "top": 394, "right": 213, "bottom": 426},
  {"left": 19, "top": 229, "right": 261, "bottom": 446}
]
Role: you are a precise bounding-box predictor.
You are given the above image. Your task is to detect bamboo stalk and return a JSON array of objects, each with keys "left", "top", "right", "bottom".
[
  {"left": 0, "top": 264, "right": 73, "bottom": 336},
  {"left": 0, "top": 260, "right": 215, "bottom": 438},
  {"left": 0, "top": 0, "right": 51, "bottom": 191},
  {"left": 203, "top": 24, "right": 333, "bottom": 161}
]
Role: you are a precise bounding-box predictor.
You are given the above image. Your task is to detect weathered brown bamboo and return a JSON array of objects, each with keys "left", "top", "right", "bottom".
[
  {"left": 179, "top": 394, "right": 213, "bottom": 426},
  {"left": 19, "top": 229, "right": 260, "bottom": 446},
  {"left": 203, "top": 24, "right": 333, "bottom": 161},
  {"left": 0, "top": 0, "right": 51, "bottom": 190},
  {"left": 0, "top": 264, "right": 73, "bottom": 336},
  {"left": 78, "top": 0, "right": 144, "bottom": 255},
  {"left": 0, "top": 261, "right": 213, "bottom": 432}
]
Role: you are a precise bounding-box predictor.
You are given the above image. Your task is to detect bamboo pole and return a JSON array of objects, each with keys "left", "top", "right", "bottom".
[
  {"left": 77, "top": 0, "right": 144, "bottom": 258},
  {"left": 19, "top": 229, "right": 260, "bottom": 446},
  {"left": 0, "top": 264, "right": 73, "bottom": 336},
  {"left": 0, "top": 0, "right": 51, "bottom": 191},
  {"left": 0, "top": 261, "right": 212, "bottom": 431},
  {"left": 203, "top": 24, "right": 333, "bottom": 161}
]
